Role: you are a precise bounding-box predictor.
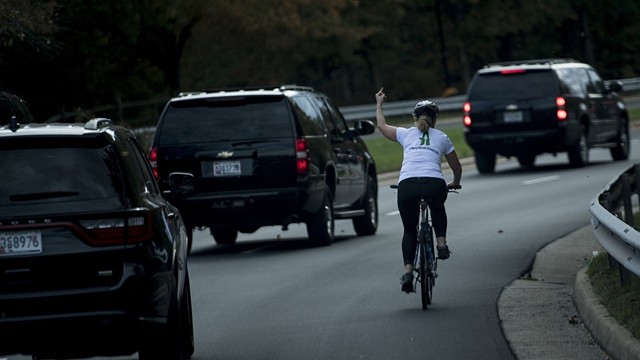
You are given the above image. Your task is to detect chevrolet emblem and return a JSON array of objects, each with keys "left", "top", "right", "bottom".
[{"left": 217, "top": 151, "right": 234, "bottom": 159}]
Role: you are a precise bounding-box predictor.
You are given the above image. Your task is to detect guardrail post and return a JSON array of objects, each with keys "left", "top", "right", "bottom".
[
  {"left": 635, "top": 164, "right": 640, "bottom": 229},
  {"left": 619, "top": 261, "right": 632, "bottom": 287},
  {"left": 622, "top": 173, "right": 634, "bottom": 226}
]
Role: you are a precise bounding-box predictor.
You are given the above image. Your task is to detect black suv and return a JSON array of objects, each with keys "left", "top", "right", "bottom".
[
  {"left": 0, "top": 118, "right": 194, "bottom": 360},
  {"left": 463, "top": 58, "right": 629, "bottom": 173},
  {"left": 150, "top": 85, "right": 378, "bottom": 249}
]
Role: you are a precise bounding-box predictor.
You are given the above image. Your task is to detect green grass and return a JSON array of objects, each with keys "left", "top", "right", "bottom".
[
  {"left": 587, "top": 252, "right": 640, "bottom": 338},
  {"left": 365, "top": 107, "right": 640, "bottom": 174},
  {"left": 363, "top": 120, "right": 472, "bottom": 174}
]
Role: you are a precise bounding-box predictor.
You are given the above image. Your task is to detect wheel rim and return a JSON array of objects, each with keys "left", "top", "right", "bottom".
[
  {"left": 324, "top": 204, "right": 333, "bottom": 239},
  {"left": 420, "top": 267, "right": 428, "bottom": 310},
  {"left": 621, "top": 125, "right": 629, "bottom": 156},
  {"left": 367, "top": 196, "right": 377, "bottom": 228},
  {"left": 579, "top": 132, "right": 588, "bottom": 163}
]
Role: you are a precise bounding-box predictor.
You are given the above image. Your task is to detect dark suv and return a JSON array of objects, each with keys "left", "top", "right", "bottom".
[
  {"left": 0, "top": 118, "right": 194, "bottom": 360},
  {"left": 150, "top": 85, "right": 378, "bottom": 249},
  {"left": 463, "top": 58, "right": 629, "bottom": 173}
]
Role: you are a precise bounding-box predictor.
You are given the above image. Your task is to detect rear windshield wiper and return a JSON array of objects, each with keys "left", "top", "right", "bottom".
[{"left": 10, "top": 191, "right": 80, "bottom": 201}]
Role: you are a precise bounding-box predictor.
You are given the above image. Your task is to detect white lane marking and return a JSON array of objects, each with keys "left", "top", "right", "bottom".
[
  {"left": 387, "top": 210, "right": 400, "bottom": 216},
  {"left": 522, "top": 175, "right": 560, "bottom": 185}
]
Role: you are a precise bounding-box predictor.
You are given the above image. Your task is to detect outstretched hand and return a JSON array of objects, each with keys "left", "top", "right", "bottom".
[{"left": 375, "top": 87, "right": 386, "bottom": 106}]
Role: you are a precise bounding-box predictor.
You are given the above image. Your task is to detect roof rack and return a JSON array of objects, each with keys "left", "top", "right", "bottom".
[
  {"left": 279, "top": 84, "right": 314, "bottom": 92},
  {"left": 183, "top": 84, "right": 315, "bottom": 96},
  {"left": 199, "top": 85, "right": 277, "bottom": 93},
  {"left": 485, "top": 58, "right": 579, "bottom": 68}
]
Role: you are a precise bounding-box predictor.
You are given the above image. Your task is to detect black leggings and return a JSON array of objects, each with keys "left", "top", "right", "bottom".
[{"left": 397, "top": 177, "right": 448, "bottom": 266}]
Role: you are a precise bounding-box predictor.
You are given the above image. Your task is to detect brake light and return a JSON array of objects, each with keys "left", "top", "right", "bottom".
[
  {"left": 295, "top": 138, "right": 309, "bottom": 175},
  {"left": 79, "top": 209, "right": 152, "bottom": 245},
  {"left": 500, "top": 69, "right": 526, "bottom": 74},
  {"left": 463, "top": 102, "right": 472, "bottom": 127},
  {"left": 556, "top": 96, "right": 567, "bottom": 121},
  {"left": 149, "top": 147, "right": 159, "bottom": 178}
]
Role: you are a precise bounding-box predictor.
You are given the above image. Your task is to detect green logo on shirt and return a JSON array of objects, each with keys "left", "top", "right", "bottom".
[{"left": 419, "top": 132, "right": 430, "bottom": 146}]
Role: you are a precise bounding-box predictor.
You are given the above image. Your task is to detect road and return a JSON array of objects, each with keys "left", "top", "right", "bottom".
[
  {"left": 6, "top": 131, "right": 639, "bottom": 360},
  {"left": 187, "top": 139, "right": 638, "bottom": 360}
]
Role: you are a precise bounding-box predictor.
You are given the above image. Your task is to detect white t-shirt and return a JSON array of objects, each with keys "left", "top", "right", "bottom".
[{"left": 396, "top": 126, "right": 455, "bottom": 182}]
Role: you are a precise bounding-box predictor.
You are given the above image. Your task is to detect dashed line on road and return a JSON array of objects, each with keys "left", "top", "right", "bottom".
[{"left": 522, "top": 175, "right": 560, "bottom": 185}]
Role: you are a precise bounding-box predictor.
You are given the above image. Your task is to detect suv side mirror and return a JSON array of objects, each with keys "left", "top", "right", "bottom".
[
  {"left": 607, "top": 80, "right": 623, "bottom": 93},
  {"left": 351, "top": 120, "right": 376, "bottom": 136},
  {"left": 169, "top": 172, "right": 195, "bottom": 196}
]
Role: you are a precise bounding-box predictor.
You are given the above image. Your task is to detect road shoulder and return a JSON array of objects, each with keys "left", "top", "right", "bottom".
[{"left": 498, "top": 225, "right": 608, "bottom": 359}]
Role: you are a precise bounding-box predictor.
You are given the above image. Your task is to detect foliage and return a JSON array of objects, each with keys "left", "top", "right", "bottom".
[{"left": 0, "top": 0, "right": 639, "bottom": 124}]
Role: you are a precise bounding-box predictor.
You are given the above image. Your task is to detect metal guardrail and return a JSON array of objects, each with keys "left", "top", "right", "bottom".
[
  {"left": 48, "top": 77, "right": 640, "bottom": 123},
  {"left": 342, "top": 77, "right": 640, "bottom": 121},
  {"left": 590, "top": 163, "right": 640, "bottom": 284},
  {"left": 341, "top": 95, "right": 466, "bottom": 121}
]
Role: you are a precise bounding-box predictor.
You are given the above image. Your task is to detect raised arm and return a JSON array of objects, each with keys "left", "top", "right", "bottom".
[{"left": 375, "top": 87, "right": 397, "bottom": 142}]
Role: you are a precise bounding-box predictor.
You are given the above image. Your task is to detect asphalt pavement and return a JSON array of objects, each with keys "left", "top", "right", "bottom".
[
  {"left": 499, "top": 225, "right": 640, "bottom": 360},
  {"left": 379, "top": 157, "right": 640, "bottom": 360}
]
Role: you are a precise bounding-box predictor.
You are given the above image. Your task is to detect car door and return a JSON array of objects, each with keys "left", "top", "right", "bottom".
[
  {"left": 317, "top": 95, "right": 366, "bottom": 204},
  {"left": 585, "top": 68, "right": 617, "bottom": 141},
  {"left": 292, "top": 95, "right": 351, "bottom": 203}
]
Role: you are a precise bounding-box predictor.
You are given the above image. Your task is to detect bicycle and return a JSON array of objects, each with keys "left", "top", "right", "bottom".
[{"left": 391, "top": 183, "right": 461, "bottom": 310}]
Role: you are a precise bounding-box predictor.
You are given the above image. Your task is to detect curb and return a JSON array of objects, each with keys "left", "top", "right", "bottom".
[{"left": 574, "top": 268, "right": 640, "bottom": 360}]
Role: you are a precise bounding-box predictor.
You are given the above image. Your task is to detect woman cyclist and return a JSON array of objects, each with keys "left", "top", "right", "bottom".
[{"left": 375, "top": 87, "right": 462, "bottom": 293}]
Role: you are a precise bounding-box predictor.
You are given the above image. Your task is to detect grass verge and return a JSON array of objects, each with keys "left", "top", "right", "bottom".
[
  {"left": 363, "top": 115, "right": 472, "bottom": 174},
  {"left": 587, "top": 252, "right": 640, "bottom": 339},
  {"left": 365, "top": 107, "right": 640, "bottom": 174}
]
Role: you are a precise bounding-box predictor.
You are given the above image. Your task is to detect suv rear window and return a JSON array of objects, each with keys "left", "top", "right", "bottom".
[
  {"left": 158, "top": 96, "right": 293, "bottom": 144},
  {"left": 469, "top": 70, "right": 557, "bottom": 101},
  {"left": 0, "top": 141, "right": 124, "bottom": 214}
]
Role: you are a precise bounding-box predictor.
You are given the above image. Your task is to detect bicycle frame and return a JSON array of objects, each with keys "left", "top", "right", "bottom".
[{"left": 390, "top": 183, "right": 459, "bottom": 310}]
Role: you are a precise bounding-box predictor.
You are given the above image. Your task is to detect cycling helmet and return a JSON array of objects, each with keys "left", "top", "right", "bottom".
[{"left": 412, "top": 100, "right": 439, "bottom": 119}]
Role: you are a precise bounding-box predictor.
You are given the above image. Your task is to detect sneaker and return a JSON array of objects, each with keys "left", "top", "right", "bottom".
[
  {"left": 401, "top": 272, "right": 414, "bottom": 293},
  {"left": 437, "top": 245, "right": 451, "bottom": 260}
]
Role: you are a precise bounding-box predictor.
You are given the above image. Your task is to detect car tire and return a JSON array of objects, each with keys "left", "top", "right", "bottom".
[
  {"left": 568, "top": 125, "right": 589, "bottom": 167},
  {"left": 186, "top": 227, "right": 193, "bottom": 254},
  {"left": 353, "top": 176, "right": 378, "bottom": 236},
  {"left": 517, "top": 154, "right": 535, "bottom": 168},
  {"left": 475, "top": 151, "right": 496, "bottom": 174},
  {"left": 181, "top": 270, "right": 195, "bottom": 359},
  {"left": 210, "top": 227, "right": 238, "bottom": 245},
  {"left": 306, "top": 186, "right": 334, "bottom": 246},
  {"left": 611, "top": 119, "right": 630, "bottom": 161}
]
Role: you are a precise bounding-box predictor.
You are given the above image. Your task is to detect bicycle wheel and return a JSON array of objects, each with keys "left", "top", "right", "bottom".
[{"left": 417, "top": 238, "right": 433, "bottom": 310}]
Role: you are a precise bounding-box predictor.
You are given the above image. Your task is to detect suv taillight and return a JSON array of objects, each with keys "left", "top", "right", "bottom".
[
  {"left": 463, "top": 102, "right": 472, "bottom": 127},
  {"left": 149, "top": 146, "right": 159, "bottom": 178},
  {"left": 556, "top": 96, "right": 567, "bottom": 121},
  {"left": 78, "top": 209, "right": 153, "bottom": 246},
  {"left": 296, "top": 138, "right": 309, "bottom": 175}
]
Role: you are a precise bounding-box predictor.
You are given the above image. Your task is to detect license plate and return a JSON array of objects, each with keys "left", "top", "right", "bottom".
[
  {"left": 504, "top": 111, "right": 523, "bottom": 123},
  {"left": 0, "top": 231, "right": 42, "bottom": 256},
  {"left": 213, "top": 161, "right": 241, "bottom": 176}
]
